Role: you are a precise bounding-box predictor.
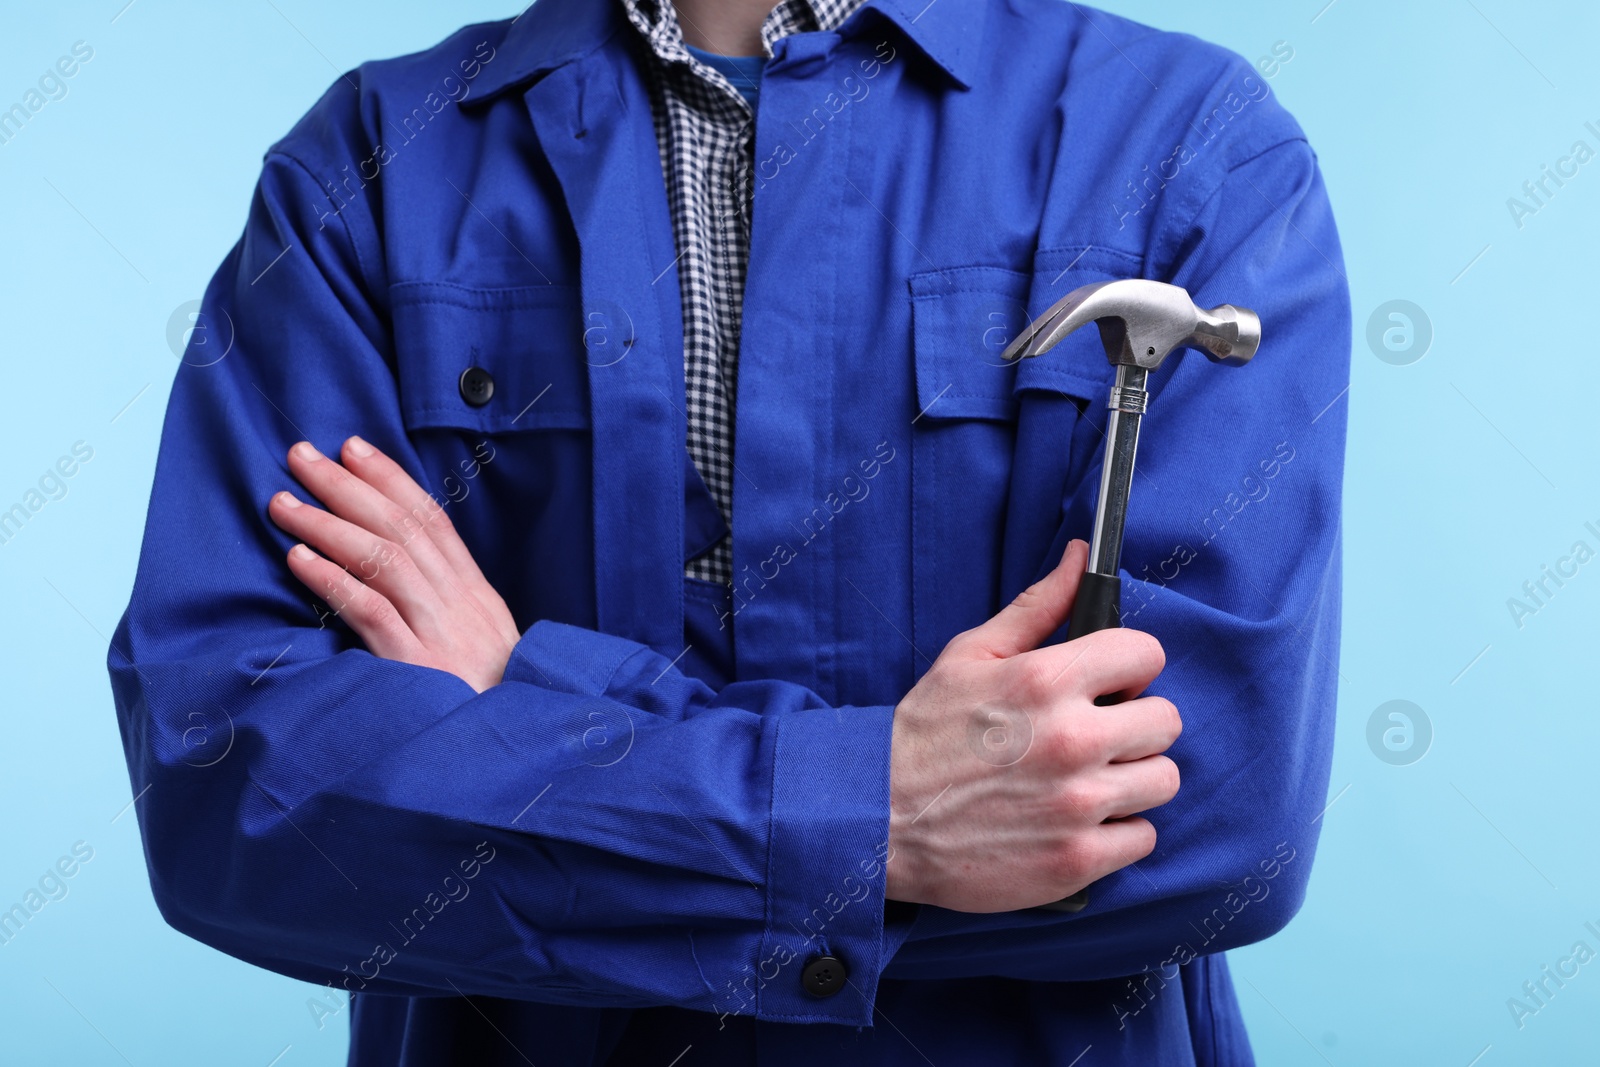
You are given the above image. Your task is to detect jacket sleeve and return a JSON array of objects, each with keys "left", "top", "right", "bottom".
[
  {"left": 107, "top": 148, "right": 897, "bottom": 1028},
  {"left": 888, "top": 131, "right": 1350, "bottom": 982}
]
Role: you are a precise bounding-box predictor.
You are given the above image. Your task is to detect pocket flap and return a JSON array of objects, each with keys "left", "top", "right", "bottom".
[
  {"left": 1012, "top": 245, "right": 1147, "bottom": 403},
  {"left": 909, "top": 267, "right": 1030, "bottom": 421},
  {"left": 390, "top": 282, "right": 589, "bottom": 433},
  {"left": 909, "top": 256, "right": 1140, "bottom": 420}
]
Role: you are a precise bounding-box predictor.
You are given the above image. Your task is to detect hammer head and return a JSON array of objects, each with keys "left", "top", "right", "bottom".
[{"left": 1001, "top": 279, "right": 1260, "bottom": 370}]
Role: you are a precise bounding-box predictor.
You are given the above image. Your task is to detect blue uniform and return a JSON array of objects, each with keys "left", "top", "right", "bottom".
[{"left": 107, "top": 0, "right": 1349, "bottom": 1063}]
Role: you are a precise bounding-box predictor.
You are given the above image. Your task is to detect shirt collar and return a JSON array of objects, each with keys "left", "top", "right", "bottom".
[
  {"left": 462, "top": 0, "right": 975, "bottom": 106},
  {"left": 620, "top": 0, "right": 864, "bottom": 66}
]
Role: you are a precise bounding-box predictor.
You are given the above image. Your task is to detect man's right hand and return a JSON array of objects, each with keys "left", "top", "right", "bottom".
[{"left": 885, "top": 539, "right": 1182, "bottom": 913}]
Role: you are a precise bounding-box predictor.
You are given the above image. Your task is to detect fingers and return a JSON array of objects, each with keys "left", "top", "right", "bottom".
[
  {"left": 1085, "top": 754, "right": 1181, "bottom": 821},
  {"left": 281, "top": 441, "right": 459, "bottom": 593},
  {"left": 1062, "top": 816, "right": 1159, "bottom": 890},
  {"left": 269, "top": 487, "right": 442, "bottom": 627},
  {"left": 278, "top": 439, "right": 520, "bottom": 648},
  {"left": 284, "top": 542, "right": 425, "bottom": 662},
  {"left": 1032, "top": 691, "right": 1180, "bottom": 771},
  {"left": 1098, "top": 695, "right": 1183, "bottom": 763},
  {"left": 336, "top": 437, "right": 500, "bottom": 599},
  {"left": 1013, "top": 625, "right": 1166, "bottom": 703},
  {"left": 325, "top": 438, "right": 518, "bottom": 647},
  {"left": 962, "top": 539, "right": 1088, "bottom": 659}
]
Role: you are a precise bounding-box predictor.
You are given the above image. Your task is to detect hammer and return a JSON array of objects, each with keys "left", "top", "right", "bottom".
[{"left": 1000, "top": 279, "right": 1260, "bottom": 911}]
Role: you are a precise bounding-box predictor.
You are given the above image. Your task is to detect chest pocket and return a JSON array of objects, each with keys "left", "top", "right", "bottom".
[
  {"left": 391, "top": 282, "right": 590, "bottom": 434},
  {"left": 907, "top": 249, "right": 1140, "bottom": 671},
  {"left": 388, "top": 281, "right": 596, "bottom": 628}
]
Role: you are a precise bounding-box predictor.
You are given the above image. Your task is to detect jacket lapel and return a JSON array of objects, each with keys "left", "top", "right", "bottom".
[{"left": 523, "top": 44, "right": 687, "bottom": 655}]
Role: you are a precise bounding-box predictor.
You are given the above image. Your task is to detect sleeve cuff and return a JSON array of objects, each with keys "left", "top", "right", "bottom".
[
  {"left": 506, "top": 623, "right": 900, "bottom": 1026},
  {"left": 746, "top": 702, "right": 898, "bottom": 1026}
]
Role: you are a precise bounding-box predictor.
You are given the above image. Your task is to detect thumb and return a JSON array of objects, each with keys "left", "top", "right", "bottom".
[{"left": 964, "top": 539, "right": 1089, "bottom": 658}]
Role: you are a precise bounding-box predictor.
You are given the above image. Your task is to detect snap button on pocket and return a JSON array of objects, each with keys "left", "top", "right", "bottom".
[{"left": 458, "top": 366, "right": 495, "bottom": 407}]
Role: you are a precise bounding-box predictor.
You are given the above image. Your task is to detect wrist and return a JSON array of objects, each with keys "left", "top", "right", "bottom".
[{"left": 885, "top": 709, "right": 934, "bottom": 906}]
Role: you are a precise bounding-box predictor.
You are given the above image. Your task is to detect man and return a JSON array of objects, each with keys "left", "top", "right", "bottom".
[{"left": 108, "top": 0, "right": 1349, "bottom": 1062}]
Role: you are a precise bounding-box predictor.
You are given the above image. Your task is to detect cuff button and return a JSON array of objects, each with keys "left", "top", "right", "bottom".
[
  {"left": 458, "top": 366, "right": 495, "bottom": 407},
  {"left": 801, "top": 954, "right": 847, "bottom": 998}
]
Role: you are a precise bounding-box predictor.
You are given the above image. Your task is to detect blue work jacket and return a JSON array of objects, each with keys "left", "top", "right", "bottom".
[{"left": 108, "top": 0, "right": 1350, "bottom": 1063}]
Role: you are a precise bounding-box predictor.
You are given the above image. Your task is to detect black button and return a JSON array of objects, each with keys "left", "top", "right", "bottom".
[
  {"left": 459, "top": 366, "right": 495, "bottom": 407},
  {"left": 801, "top": 954, "right": 847, "bottom": 998}
]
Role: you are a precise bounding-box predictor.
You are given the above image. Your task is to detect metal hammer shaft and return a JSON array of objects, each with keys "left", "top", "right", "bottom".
[{"left": 1066, "top": 364, "right": 1148, "bottom": 642}]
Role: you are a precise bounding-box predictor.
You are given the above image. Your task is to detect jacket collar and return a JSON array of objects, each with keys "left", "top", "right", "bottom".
[
  {"left": 459, "top": 0, "right": 625, "bottom": 107},
  {"left": 852, "top": 0, "right": 975, "bottom": 89},
  {"left": 461, "top": 0, "right": 975, "bottom": 106}
]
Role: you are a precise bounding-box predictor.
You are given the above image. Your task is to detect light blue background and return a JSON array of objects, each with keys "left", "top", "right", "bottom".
[{"left": 1, "top": 1, "right": 1595, "bottom": 1063}]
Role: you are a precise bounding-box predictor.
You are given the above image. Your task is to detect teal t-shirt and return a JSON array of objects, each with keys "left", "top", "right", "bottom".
[{"left": 684, "top": 43, "right": 764, "bottom": 109}]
